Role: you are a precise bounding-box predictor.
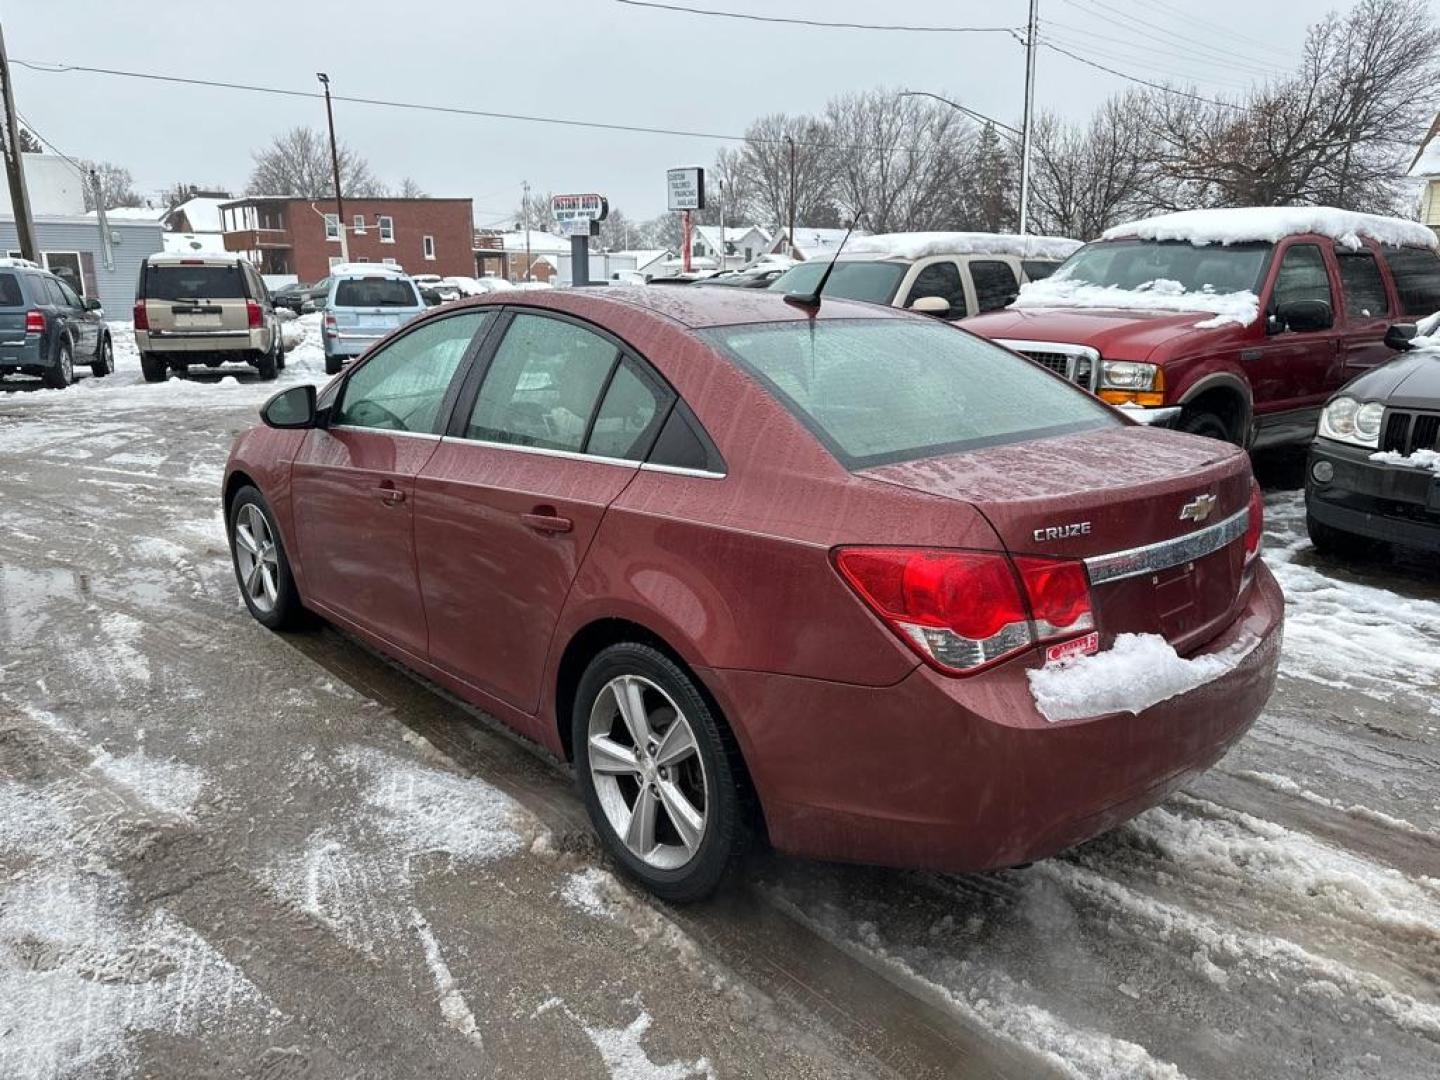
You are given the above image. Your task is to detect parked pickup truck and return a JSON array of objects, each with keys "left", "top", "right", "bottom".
[{"left": 963, "top": 208, "right": 1440, "bottom": 447}]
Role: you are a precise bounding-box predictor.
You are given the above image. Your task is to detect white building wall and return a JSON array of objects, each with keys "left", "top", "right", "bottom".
[{"left": 0, "top": 155, "right": 87, "bottom": 217}]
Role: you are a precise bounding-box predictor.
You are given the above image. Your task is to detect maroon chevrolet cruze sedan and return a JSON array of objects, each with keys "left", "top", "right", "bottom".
[{"left": 224, "top": 287, "right": 1283, "bottom": 900}]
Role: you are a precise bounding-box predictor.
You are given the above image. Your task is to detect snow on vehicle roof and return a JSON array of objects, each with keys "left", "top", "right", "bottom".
[
  {"left": 329, "top": 262, "right": 407, "bottom": 276},
  {"left": 845, "top": 232, "right": 1083, "bottom": 261},
  {"left": 1102, "top": 207, "right": 1437, "bottom": 251}
]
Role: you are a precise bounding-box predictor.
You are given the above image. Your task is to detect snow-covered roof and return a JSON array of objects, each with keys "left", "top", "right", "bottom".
[
  {"left": 499, "top": 230, "right": 570, "bottom": 255},
  {"left": 610, "top": 248, "right": 672, "bottom": 270},
  {"left": 163, "top": 231, "right": 230, "bottom": 256},
  {"left": 90, "top": 205, "right": 165, "bottom": 221},
  {"left": 1103, "top": 207, "right": 1437, "bottom": 251},
  {"left": 846, "top": 232, "right": 1082, "bottom": 261},
  {"left": 170, "top": 196, "right": 227, "bottom": 233},
  {"left": 694, "top": 224, "right": 772, "bottom": 251},
  {"left": 329, "top": 261, "right": 407, "bottom": 276},
  {"left": 1409, "top": 138, "right": 1440, "bottom": 179}
]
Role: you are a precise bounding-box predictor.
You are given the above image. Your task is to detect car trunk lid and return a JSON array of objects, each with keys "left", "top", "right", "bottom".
[{"left": 860, "top": 426, "right": 1254, "bottom": 652}]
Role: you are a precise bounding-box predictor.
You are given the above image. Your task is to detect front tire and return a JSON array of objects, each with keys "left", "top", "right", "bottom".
[
  {"left": 42, "top": 339, "right": 73, "bottom": 389},
  {"left": 573, "top": 643, "right": 748, "bottom": 903},
  {"left": 227, "top": 486, "right": 304, "bottom": 630},
  {"left": 91, "top": 335, "right": 114, "bottom": 378},
  {"left": 1306, "top": 511, "right": 1380, "bottom": 560},
  {"left": 1177, "top": 409, "right": 1233, "bottom": 442}
]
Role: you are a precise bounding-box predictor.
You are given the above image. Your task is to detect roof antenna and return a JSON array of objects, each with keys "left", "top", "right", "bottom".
[{"left": 785, "top": 211, "right": 864, "bottom": 311}]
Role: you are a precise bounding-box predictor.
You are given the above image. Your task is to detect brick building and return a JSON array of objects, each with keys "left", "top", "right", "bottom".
[{"left": 220, "top": 196, "right": 475, "bottom": 282}]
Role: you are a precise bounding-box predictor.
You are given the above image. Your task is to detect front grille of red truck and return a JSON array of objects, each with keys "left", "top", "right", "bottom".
[{"left": 994, "top": 339, "right": 1102, "bottom": 392}]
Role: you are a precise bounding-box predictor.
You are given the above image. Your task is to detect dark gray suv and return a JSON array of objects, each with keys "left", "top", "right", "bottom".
[{"left": 0, "top": 259, "right": 113, "bottom": 389}]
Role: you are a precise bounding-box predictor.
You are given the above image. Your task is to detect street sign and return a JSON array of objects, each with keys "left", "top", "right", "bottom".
[
  {"left": 666, "top": 167, "right": 705, "bottom": 211},
  {"left": 551, "top": 193, "right": 608, "bottom": 235}
]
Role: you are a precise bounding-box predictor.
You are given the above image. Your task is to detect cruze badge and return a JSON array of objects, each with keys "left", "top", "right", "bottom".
[
  {"left": 1179, "top": 494, "right": 1218, "bottom": 524},
  {"left": 1033, "top": 522, "right": 1091, "bottom": 543}
]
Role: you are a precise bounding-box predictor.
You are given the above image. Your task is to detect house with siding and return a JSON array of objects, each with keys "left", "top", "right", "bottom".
[
  {"left": 0, "top": 215, "right": 163, "bottom": 315},
  {"left": 1409, "top": 113, "right": 1440, "bottom": 238}
]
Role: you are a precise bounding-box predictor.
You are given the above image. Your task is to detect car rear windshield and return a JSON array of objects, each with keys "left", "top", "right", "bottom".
[
  {"left": 769, "top": 260, "right": 908, "bottom": 305},
  {"left": 334, "top": 277, "right": 419, "bottom": 308},
  {"left": 1057, "top": 239, "right": 1272, "bottom": 294},
  {"left": 703, "top": 319, "right": 1120, "bottom": 468},
  {"left": 144, "top": 264, "right": 244, "bottom": 300},
  {"left": 0, "top": 273, "right": 24, "bottom": 307}
]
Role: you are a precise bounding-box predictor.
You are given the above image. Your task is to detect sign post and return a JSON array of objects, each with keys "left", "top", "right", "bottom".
[
  {"left": 666, "top": 167, "right": 705, "bottom": 275},
  {"left": 550, "top": 193, "right": 608, "bottom": 287}
]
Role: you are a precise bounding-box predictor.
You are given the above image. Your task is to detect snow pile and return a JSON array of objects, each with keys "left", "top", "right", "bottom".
[
  {"left": 847, "top": 232, "right": 1082, "bottom": 261},
  {"left": 1103, "top": 207, "right": 1437, "bottom": 251},
  {"left": 1408, "top": 137, "right": 1440, "bottom": 178},
  {"left": 1028, "top": 632, "right": 1258, "bottom": 723},
  {"left": 1370, "top": 447, "right": 1440, "bottom": 472},
  {"left": 1013, "top": 276, "right": 1260, "bottom": 327}
]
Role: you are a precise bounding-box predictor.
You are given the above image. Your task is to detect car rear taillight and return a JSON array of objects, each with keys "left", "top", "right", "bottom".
[
  {"left": 833, "top": 548, "right": 1095, "bottom": 676},
  {"left": 132, "top": 300, "right": 148, "bottom": 330},
  {"left": 24, "top": 310, "right": 45, "bottom": 334},
  {"left": 245, "top": 300, "right": 263, "bottom": 329},
  {"left": 1244, "top": 483, "right": 1263, "bottom": 564}
]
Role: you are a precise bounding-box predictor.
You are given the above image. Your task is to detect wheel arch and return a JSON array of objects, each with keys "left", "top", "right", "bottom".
[{"left": 1177, "top": 372, "right": 1253, "bottom": 443}]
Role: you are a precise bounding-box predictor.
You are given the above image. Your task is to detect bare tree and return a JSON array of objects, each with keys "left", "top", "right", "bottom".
[
  {"left": 823, "top": 90, "right": 977, "bottom": 233},
  {"left": 514, "top": 189, "right": 560, "bottom": 233},
  {"left": 1148, "top": 0, "right": 1440, "bottom": 213},
  {"left": 598, "top": 208, "right": 650, "bottom": 250},
  {"left": 80, "top": 161, "right": 142, "bottom": 211},
  {"left": 692, "top": 146, "right": 761, "bottom": 226},
  {"left": 396, "top": 176, "right": 427, "bottom": 198},
  {"left": 17, "top": 127, "right": 40, "bottom": 153},
  {"left": 736, "top": 114, "right": 840, "bottom": 236},
  {"left": 245, "top": 126, "right": 385, "bottom": 198}
]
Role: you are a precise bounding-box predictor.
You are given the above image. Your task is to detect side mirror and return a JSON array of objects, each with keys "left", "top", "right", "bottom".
[
  {"left": 84, "top": 297, "right": 103, "bottom": 311},
  {"left": 1274, "top": 298, "right": 1333, "bottom": 334},
  {"left": 909, "top": 295, "right": 951, "bottom": 316},
  {"left": 1384, "top": 322, "right": 1417, "bottom": 351},
  {"left": 261, "top": 384, "right": 317, "bottom": 429}
]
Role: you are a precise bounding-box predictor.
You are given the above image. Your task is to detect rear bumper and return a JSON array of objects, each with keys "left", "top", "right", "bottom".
[
  {"left": 702, "top": 563, "right": 1283, "bottom": 873},
  {"left": 1306, "top": 438, "right": 1440, "bottom": 552},
  {"left": 0, "top": 338, "right": 46, "bottom": 368},
  {"left": 138, "top": 328, "right": 267, "bottom": 354},
  {"left": 323, "top": 331, "right": 387, "bottom": 358}
]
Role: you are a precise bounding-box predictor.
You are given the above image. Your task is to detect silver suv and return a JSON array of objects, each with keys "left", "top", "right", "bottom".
[{"left": 134, "top": 253, "right": 284, "bottom": 382}]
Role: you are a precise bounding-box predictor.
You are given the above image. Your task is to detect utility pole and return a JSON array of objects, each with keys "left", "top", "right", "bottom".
[
  {"left": 90, "top": 170, "right": 114, "bottom": 271},
  {"left": 785, "top": 134, "right": 797, "bottom": 257},
  {"left": 718, "top": 179, "right": 725, "bottom": 271},
  {"left": 0, "top": 25, "right": 38, "bottom": 263},
  {"left": 1018, "top": 0, "right": 1039, "bottom": 236},
  {"left": 522, "top": 180, "right": 532, "bottom": 283},
  {"left": 317, "top": 73, "right": 349, "bottom": 262}
]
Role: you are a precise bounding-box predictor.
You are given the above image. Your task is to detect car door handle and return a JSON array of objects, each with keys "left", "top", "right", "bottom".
[
  {"left": 375, "top": 485, "right": 406, "bottom": 506},
  {"left": 521, "top": 511, "right": 573, "bottom": 534}
]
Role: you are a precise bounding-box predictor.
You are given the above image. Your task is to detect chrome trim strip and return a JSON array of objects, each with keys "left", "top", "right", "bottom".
[
  {"left": 995, "top": 338, "right": 1102, "bottom": 392},
  {"left": 1085, "top": 507, "right": 1249, "bottom": 585},
  {"left": 329, "top": 424, "right": 442, "bottom": 442},
  {"left": 439, "top": 436, "right": 641, "bottom": 469},
  {"left": 638, "top": 462, "right": 727, "bottom": 480}
]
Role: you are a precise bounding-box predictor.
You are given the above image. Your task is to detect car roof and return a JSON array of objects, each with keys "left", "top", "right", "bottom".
[
  {"left": 474, "top": 284, "right": 914, "bottom": 330},
  {"left": 144, "top": 253, "right": 244, "bottom": 266}
]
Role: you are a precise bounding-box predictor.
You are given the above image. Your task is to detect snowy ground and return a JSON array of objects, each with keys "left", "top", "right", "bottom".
[{"left": 1, "top": 323, "right": 1437, "bottom": 1078}]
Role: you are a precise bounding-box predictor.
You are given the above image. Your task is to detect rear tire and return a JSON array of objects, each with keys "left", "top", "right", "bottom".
[
  {"left": 1306, "top": 511, "right": 1380, "bottom": 560},
  {"left": 41, "top": 340, "right": 73, "bottom": 389},
  {"left": 573, "top": 643, "right": 749, "bottom": 903},
  {"left": 91, "top": 335, "right": 113, "bottom": 378},
  {"left": 140, "top": 352, "right": 167, "bottom": 383},
  {"left": 227, "top": 485, "right": 304, "bottom": 630},
  {"left": 1177, "top": 409, "right": 1233, "bottom": 442},
  {"left": 324, "top": 353, "right": 343, "bottom": 376},
  {"left": 255, "top": 345, "right": 278, "bottom": 381},
  {"left": 276, "top": 333, "right": 286, "bottom": 370}
]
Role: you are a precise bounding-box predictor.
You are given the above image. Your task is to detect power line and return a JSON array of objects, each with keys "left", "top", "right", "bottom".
[
  {"left": 1041, "top": 25, "right": 1256, "bottom": 92},
  {"left": 11, "top": 109, "right": 85, "bottom": 176},
  {"left": 10, "top": 58, "right": 1012, "bottom": 158},
  {"left": 1141, "top": 0, "right": 1296, "bottom": 65},
  {"left": 612, "top": 0, "right": 1022, "bottom": 35},
  {"left": 1039, "top": 37, "right": 1244, "bottom": 110},
  {"left": 1046, "top": 14, "right": 1277, "bottom": 83},
  {"left": 1059, "top": 0, "right": 1285, "bottom": 80},
  {"left": 898, "top": 91, "right": 1022, "bottom": 140}
]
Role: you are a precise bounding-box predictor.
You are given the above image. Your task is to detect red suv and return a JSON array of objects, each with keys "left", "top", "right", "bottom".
[
  {"left": 224, "top": 288, "right": 1283, "bottom": 900},
  {"left": 964, "top": 208, "right": 1440, "bottom": 447}
]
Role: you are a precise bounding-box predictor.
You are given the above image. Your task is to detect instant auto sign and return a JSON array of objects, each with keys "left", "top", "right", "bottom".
[{"left": 551, "top": 193, "right": 608, "bottom": 237}]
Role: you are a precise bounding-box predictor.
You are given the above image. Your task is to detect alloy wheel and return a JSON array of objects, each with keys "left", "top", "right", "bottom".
[
  {"left": 587, "top": 674, "right": 709, "bottom": 870},
  {"left": 233, "top": 503, "right": 280, "bottom": 613},
  {"left": 59, "top": 345, "right": 72, "bottom": 383}
]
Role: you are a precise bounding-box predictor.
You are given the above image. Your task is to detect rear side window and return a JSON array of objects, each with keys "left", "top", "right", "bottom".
[
  {"left": 1335, "top": 250, "right": 1390, "bottom": 319},
  {"left": 970, "top": 260, "right": 1021, "bottom": 311},
  {"left": 334, "top": 277, "right": 419, "bottom": 308},
  {"left": 704, "top": 319, "right": 1118, "bottom": 468},
  {"left": 145, "top": 263, "right": 243, "bottom": 301},
  {"left": 587, "top": 356, "right": 675, "bottom": 461},
  {"left": 1022, "top": 259, "right": 1060, "bottom": 281},
  {"left": 0, "top": 273, "right": 23, "bottom": 306},
  {"left": 904, "top": 262, "right": 967, "bottom": 317},
  {"left": 1382, "top": 246, "right": 1440, "bottom": 315},
  {"left": 43, "top": 278, "right": 68, "bottom": 307}
]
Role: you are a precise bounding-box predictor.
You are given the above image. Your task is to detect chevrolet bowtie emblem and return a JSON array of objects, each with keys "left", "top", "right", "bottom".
[{"left": 1179, "top": 494, "right": 1218, "bottom": 524}]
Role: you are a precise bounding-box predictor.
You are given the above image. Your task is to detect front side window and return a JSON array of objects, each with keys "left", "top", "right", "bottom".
[
  {"left": 704, "top": 319, "right": 1119, "bottom": 468},
  {"left": 771, "top": 260, "right": 909, "bottom": 304},
  {"left": 1382, "top": 246, "right": 1440, "bottom": 315},
  {"left": 905, "top": 261, "right": 966, "bottom": 317},
  {"left": 1335, "top": 249, "right": 1390, "bottom": 319},
  {"left": 334, "top": 312, "right": 488, "bottom": 433},
  {"left": 970, "top": 259, "right": 1020, "bottom": 312},
  {"left": 378, "top": 216, "right": 395, "bottom": 242},
  {"left": 466, "top": 314, "right": 618, "bottom": 452},
  {"left": 1272, "top": 243, "right": 1333, "bottom": 312},
  {"left": 324, "top": 214, "right": 340, "bottom": 240},
  {"left": 333, "top": 277, "right": 419, "bottom": 308},
  {"left": 53, "top": 277, "right": 82, "bottom": 308}
]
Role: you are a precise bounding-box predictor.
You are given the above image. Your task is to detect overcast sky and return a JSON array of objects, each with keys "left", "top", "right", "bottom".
[{"left": 3, "top": 1, "right": 1362, "bottom": 225}]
